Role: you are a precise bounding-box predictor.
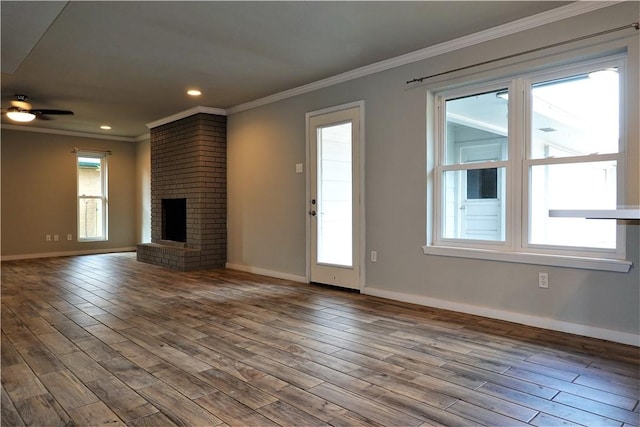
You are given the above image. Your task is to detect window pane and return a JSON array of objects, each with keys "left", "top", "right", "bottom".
[
  {"left": 530, "top": 161, "right": 616, "bottom": 248},
  {"left": 442, "top": 167, "right": 506, "bottom": 241},
  {"left": 445, "top": 90, "right": 508, "bottom": 165},
  {"left": 79, "top": 197, "right": 104, "bottom": 239},
  {"left": 467, "top": 168, "right": 497, "bottom": 199},
  {"left": 317, "top": 123, "right": 352, "bottom": 266},
  {"left": 78, "top": 156, "right": 102, "bottom": 196},
  {"left": 78, "top": 154, "right": 106, "bottom": 241},
  {"left": 530, "top": 68, "right": 619, "bottom": 158}
]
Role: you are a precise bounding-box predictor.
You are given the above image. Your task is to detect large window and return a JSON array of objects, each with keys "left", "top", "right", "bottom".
[
  {"left": 429, "top": 56, "right": 628, "bottom": 270},
  {"left": 77, "top": 152, "right": 108, "bottom": 241}
]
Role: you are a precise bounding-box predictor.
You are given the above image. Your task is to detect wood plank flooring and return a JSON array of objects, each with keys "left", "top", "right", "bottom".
[{"left": 1, "top": 252, "right": 638, "bottom": 426}]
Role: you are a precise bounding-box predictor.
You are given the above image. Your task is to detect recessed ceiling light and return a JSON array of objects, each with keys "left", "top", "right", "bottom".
[
  {"left": 187, "top": 89, "right": 202, "bottom": 96},
  {"left": 100, "top": 125, "right": 112, "bottom": 130}
]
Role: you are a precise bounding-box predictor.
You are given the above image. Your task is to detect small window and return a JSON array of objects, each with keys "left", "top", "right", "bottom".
[
  {"left": 77, "top": 153, "right": 108, "bottom": 241},
  {"left": 467, "top": 168, "right": 497, "bottom": 199}
]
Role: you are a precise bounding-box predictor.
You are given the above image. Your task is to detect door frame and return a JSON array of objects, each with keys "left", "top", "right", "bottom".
[{"left": 305, "top": 100, "right": 365, "bottom": 291}]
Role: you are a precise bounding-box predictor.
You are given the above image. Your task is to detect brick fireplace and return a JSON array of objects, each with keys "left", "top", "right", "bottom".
[{"left": 137, "top": 112, "right": 226, "bottom": 271}]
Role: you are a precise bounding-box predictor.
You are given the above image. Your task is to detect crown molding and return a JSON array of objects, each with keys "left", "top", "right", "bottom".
[
  {"left": 146, "top": 106, "right": 227, "bottom": 130},
  {"left": 227, "top": 1, "right": 620, "bottom": 114},
  {"left": 1, "top": 105, "right": 226, "bottom": 141},
  {"left": 135, "top": 133, "right": 150, "bottom": 142},
  {"left": 0, "top": 123, "right": 139, "bottom": 142}
]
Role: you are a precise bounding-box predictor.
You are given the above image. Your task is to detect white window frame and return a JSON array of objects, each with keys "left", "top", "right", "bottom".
[
  {"left": 433, "top": 79, "right": 514, "bottom": 252},
  {"left": 425, "top": 54, "right": 631, "bottom": 273},
  {"left": 77, "top": 151, "right": 108, "bottom": 242}
]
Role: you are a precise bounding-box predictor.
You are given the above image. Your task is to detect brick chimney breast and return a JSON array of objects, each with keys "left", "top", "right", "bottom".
[{"left": 137, "top": 113, "right": 227, "bottom": 271}]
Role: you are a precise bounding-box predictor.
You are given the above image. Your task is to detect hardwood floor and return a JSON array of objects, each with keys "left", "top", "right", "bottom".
[{"left": 1, "top": 253, "right": 638, "bottom": 426}]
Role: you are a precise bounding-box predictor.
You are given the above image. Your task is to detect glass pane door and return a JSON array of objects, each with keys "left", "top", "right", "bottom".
[
  {"left": 317, "top": 122, "right": 352, "bottom": 266},
  {"left": 308, "top": 102, "right": 362, "bottom": 290}
]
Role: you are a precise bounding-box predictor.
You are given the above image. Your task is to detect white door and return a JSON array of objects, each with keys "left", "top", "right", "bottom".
[
  {"left": 307, "top": 103, "right": 363, "bottom": 289},
  {"left": 458, "top": 142, "right": 504, "bottom": 241}
]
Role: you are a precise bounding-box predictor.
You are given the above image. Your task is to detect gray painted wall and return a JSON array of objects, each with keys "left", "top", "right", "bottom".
[
  {"left": 226, "top": 3, "right": 640, "bottom": 341},
  {"left": 1, "top": 130, "right": 137, "bottom": 256},
  {"left": 136, "top": 137, "right": 151, "bottom": 244}
]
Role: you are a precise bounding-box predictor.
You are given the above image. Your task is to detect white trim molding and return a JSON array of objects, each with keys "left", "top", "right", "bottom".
[
  {"left": 1, "top": 124, "right": 139, "bottom": 142},
  {"left": 225, "top": 262, "right": 308, "bottom": 284},
  {"left": 146, "top": 106, "right": 227, "bottom": 129},
  {"left": 423, "top": 245, "right": 633, "bottom": 273},
  {"left": 363, "top": 286, "right": 639, "bottom": 347},
  {"left": 1, "top": 247, "right": 137, "bottom": 262}
]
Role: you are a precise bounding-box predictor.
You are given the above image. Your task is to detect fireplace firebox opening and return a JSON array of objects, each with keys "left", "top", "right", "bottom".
[{"left": 162, "top": 198, "right": 187, "bottom": 242}]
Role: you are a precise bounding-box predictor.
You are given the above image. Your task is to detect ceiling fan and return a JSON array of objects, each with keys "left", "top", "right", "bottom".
[{"left": 2, "top": 94, "right": 74, "bottom": 122}]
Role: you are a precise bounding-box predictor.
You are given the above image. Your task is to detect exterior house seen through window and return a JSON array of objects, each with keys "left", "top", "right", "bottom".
[
  {"left": 77, "top": 152, "right": 107, "bottom": 241},
  {"left": 429, "top": 55, "right": 627, "bottom": 270}
]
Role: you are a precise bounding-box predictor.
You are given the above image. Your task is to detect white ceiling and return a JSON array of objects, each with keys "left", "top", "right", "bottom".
[{"left": 1, "top": 1, "right": 572, "bottom": 138}]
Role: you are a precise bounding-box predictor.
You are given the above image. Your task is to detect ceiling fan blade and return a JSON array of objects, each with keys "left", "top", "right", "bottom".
[{"left": 31, "top": 109, "right": 74, "bottom": 115}]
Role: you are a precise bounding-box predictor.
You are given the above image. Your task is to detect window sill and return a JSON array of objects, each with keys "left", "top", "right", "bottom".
[{"left": 422, "top": 245, "right": 632, "bottom": 273}]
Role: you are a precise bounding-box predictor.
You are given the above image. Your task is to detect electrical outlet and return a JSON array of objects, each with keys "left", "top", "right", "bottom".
[
  {"left": 370, "top": 251, "right": 377, "bottom": 263},
  {"left": 538, "top": 272, "right": 549, "bottom": 288},
  {"left": 46, "top": 234, "right": 51, "bottom": 242},
  {"left": 53, "top": 234, "right": 59, "bottom": 242},
  {"left": 67, "top": 234, "right": 73, "bottom": 241}
]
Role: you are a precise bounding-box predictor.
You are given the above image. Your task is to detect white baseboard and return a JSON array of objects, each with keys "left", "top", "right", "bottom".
[
  {"left": 363, "top": 287, "right": 640, "bottom": 347},
  {"left": 225, "top": 262, "right": 308, "bottom": 283},
  {"left": 1, "top": 247, "right": 137, "bottom": 261}
]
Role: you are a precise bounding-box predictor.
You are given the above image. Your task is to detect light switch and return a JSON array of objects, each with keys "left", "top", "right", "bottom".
[{"left": 295, "top": 163, "right": 303, "bottom": 174}]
